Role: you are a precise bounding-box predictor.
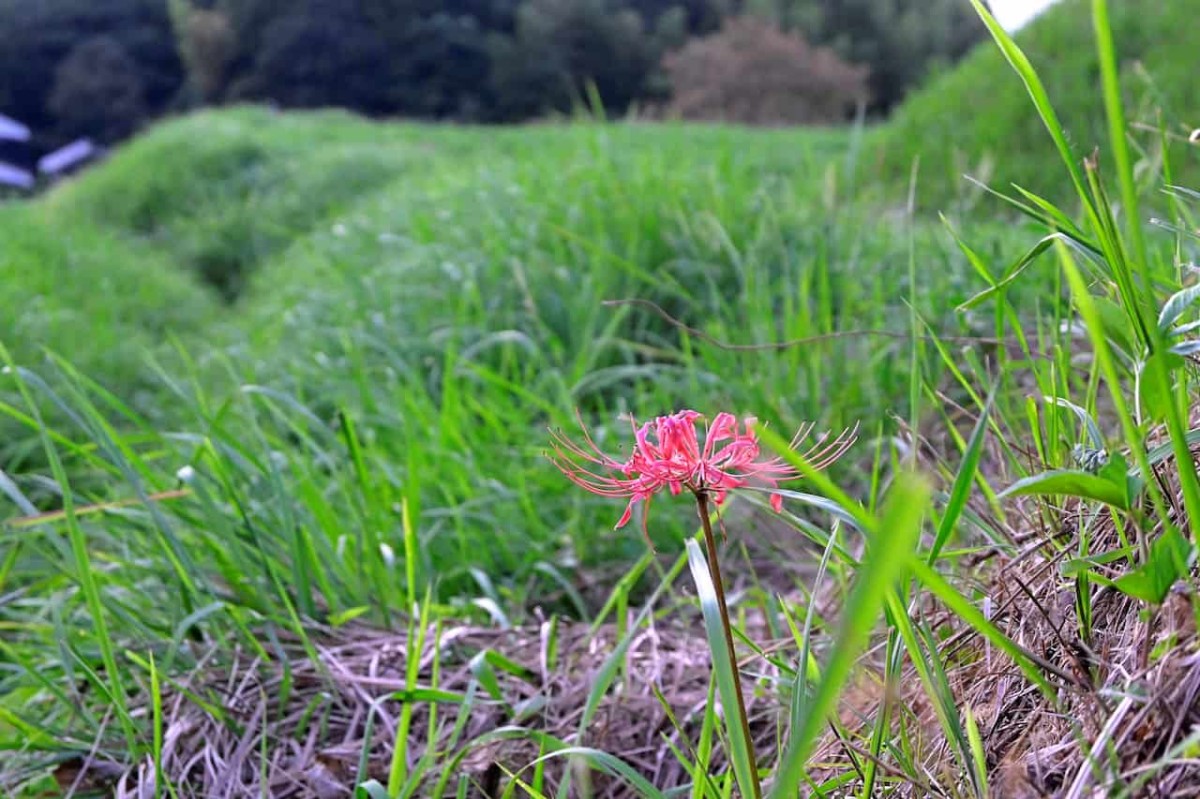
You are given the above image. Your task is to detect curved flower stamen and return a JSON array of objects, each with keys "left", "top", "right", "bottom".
[{"left": 548, "top": 409, "right": 858, "bottom": 532}]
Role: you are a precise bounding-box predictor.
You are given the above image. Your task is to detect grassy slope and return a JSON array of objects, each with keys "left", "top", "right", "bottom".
[
  {"left": 873, "top": 0, "right": 1200, "bottom": 210},
  {"left": 0, "top": 203, "right": 219, "bottom": 472},
  {"left": 4, "top": 106, "right": 1054, "bottom": 588},
  {"left": 1, "top": 107, "right": 1079, "bottom": 794}
]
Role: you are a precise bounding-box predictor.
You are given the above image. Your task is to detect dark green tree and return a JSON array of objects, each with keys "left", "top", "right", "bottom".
[
  {"left": 228, "top": 0, "right": 392, "bottom": 113},
  {"left": 489, "top": 0, "right": 657, "bottom": 120},
  {"left": 0, "top": 0, "right": 182, "bottom": 139},
  {"left": 391, "top": 14, "right": 493, "bottom": 119},
  {"left": 48, "top": 35, "right": 149, "bottom": 143}
]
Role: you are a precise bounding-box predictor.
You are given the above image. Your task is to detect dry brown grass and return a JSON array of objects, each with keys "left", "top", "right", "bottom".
[
  {"left": 805, "top": 414, "right": 1200, "bottom": 798},
  {"left": 90, "top": 613, "right": 783, "bottom": 797}
]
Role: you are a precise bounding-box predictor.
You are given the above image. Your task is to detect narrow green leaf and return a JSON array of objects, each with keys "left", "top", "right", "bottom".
[
  {"left": 929, "top": 388, "right": 993, "bottom": 561},
  {"left": 527, "top": 747, "right": 666, "bottom": 799},
  {"left": 999, "top": 469, "right": 1130, "bottom": 509},
  {"left": 686, "top": 539, "right": 759, "bottom": 799},
  {"left": 1158, "top": 285, "right": 1200, "bottom": 332},
  {"left": 389, "top": 686, "right": 468, "bottom": 705},
  {"left": 910, "top": 560, "right": 1054, "bottom": 697},
  {"left": 1062, "top": 546, "right": 1136, "bottom": 577},
  {"left": 328, "top": 606, "right": 371, "bottom": 627},
  {"left": 1048, "top": 397, "right": 1105, "bottom": 451},
  {"left": 956, "top": 235, "right": 1058, "bottom": 311},
  {"left": 468, "top": 651, "right": 505, "bottom": 703},
  {"left": 964, "top": 705, "right": 990, "bottom": 799},
  {"left": 1093, "top": 0, "right": 1147, "bottom": 267},
  {"left": 768, "top": 472, "right": 930, "bottom": 799},
  {"left": 1139, "top": 351, "right": 1186, "bottom": 423},
  {"left": 1092, "top": 297, "right": 1139, "bottom": 356},
  {"left": 1114, "top": 528, "right": 1193, "bottom": 604},
  {"left": 965, "top": 0, "right": 1091, "bottom": 206}
]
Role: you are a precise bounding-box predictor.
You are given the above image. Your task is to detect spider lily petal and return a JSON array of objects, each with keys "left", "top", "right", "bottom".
[{"left": 549, "top": 410, "right": 857, "bottom": 533}]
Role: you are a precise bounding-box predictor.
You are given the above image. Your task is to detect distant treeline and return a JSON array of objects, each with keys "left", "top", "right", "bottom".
[{"left": 0, "top": 0, "right": 989, "bottom": 146}]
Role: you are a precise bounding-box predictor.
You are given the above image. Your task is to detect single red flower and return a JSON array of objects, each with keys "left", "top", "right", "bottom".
[{"left": 549, "top": 409, "right": 857, "bottom": 534}]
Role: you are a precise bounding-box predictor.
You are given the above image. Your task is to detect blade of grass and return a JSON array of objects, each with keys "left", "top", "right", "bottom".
[
  {"left": 768, "top": 471, "right": 930, "bottom": 798},
  {"left": 686, "top": 538, "right": 760, "bottom": 799}
]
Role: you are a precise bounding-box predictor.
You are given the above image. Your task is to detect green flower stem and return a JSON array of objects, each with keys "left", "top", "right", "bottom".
[{"left": 695, "top": 490, "right": 762, "bottom": 798}]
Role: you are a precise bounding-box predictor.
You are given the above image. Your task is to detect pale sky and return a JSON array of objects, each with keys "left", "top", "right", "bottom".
[{"left": 991, "top": 0, "right": 1057, "bottom": 30}]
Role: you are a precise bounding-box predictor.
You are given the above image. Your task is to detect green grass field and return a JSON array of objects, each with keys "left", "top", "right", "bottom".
[{"left": 4, "top": 1, "right": 1200, "bottom": 796}]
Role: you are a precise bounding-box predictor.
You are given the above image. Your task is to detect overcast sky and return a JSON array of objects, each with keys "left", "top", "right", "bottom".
[{"left": 991, "top": 0, "right": 1057, "bottom": 29}]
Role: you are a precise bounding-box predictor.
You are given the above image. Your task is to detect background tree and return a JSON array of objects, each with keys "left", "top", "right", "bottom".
[
  {"left": 662, "top": 16, "right": 868, "bottom": 124},
  {"left": 48, "top": 35, "right": 150, "bottom": 143},
  {"left": 488, "top": 0, "right": 657, "bottom": 120},
  {"left": 750, "top": 0, "right": 990, "bottom": 112},
  {"left": 0, "top": 0, "right": 181, "bottom": 142},
  {"left": 168, "top": 0, "right": 238, "bottom": 103},
  {"left": 0, "top": 0, "right": 993, "bottom": 140},
  {"left": 227, "top": 0, "right": 392, "bottom": 113},
  {"left": 391, "top": 14, "right": 493, "bottom": 119}
]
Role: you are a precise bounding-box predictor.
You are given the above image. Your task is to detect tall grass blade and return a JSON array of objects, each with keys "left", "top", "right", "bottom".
[
  {"left": 768, "top": 471, "right": 930, "bottom": 799},
  {"left": 686, "top": 538, "right": 759, "bottom": 798}
]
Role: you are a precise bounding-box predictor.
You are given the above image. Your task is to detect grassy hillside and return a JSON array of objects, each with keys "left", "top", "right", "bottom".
[
  {"left": 875, "top": 0, "right": 1199, "bottom": 210},
  {"left": 6, "top": 106, "right": 1039, "bottom": 587},
  {"left": 0, "top": 202, "right": 218, "bottom": 473}
]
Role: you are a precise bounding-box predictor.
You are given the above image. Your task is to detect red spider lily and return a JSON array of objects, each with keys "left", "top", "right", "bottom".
[{"left": 548, "top": 409, "right": 857, "bottom": 535}]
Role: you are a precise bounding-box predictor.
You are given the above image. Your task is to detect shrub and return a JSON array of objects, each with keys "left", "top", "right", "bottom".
[
  {"left": 168, "top": 1, "right": 238, "bottom": 102},
  {"left": 661, "top": 16, "right": 868, "bottom": 125},
  {"left": 776, "top": 0, "right": 988, "bottom": 113}
]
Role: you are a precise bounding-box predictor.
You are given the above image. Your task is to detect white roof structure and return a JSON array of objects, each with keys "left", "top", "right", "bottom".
[
  {"left": 37, "top": 138, "right": 98, "bottom": 175},
  {"left": 0, "top": 161, "right": 34, "bottom": 189},
  {"left": 0, "top": 113, "right": 31, "bottom": 142}
]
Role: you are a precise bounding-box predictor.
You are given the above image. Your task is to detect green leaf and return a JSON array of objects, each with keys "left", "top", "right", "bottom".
[
  {"left": 1061, "top": 546, "right": 1135, "bottom": 577},
  {"left": 1169, "top": 340, "right": 1200, "bottom": 357},
  {"left": 964, "top": 0, "right": 1091, "bottom": 207},
  {"left": 929, "top": 386, "right": 993, "bottom": 561},
  {"left": 1093, "top": 296, "right": 1138, "bottom": 355},
  {"left": 389, "top": 686, "right": 468, "bottom": 705},
  {"left": 468, "top": 651, "right": 505, "bottom": 703},
  {"left": 1096, "top": 452, "right": 1128, "bottom": 484},
  {"left": 768, "top": 472, "right": 930, "bottom": 799},
  {"left": 480, "top": 648, "right": 538, "bottom": 683},
  {"left": 1114, "top": 528, "right": 1193, "bottom": 604},
  {"left": 527, "top": 746, "right": 667, "bottom": 798},
  {"left": 910, "top": 560, "right": 1055, "bottom": 698},
  {"left": 955, "top": 235, "right": 1057, "bottom": 311},
  {"left": 1139, "top": 351, "right": 1185, "bottom": 423},
  {"left": 327, "top": 606, "right": 371, "bottom": 627},
  {"left": 999, "top": 469, "right": 1131, "bottom": 509},
  {"left": 356, "top": 780, "right": 394, "bottom": 799},
  {"left": 1158, "top": 284, "right": 1200, "bottom": 332},
  {"left": 1048, "top": 396, "right": 1104, "bottom": 450}
]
